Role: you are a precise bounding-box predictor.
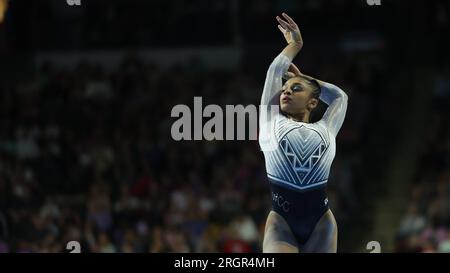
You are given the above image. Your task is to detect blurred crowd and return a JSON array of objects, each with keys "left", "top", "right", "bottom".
[
  {"left": 6, "top": 0, "right": 387, "bottom": 50},
  {"left": 0, "top": 0, "right": 448, "bottom": 254},
  {"left": 0, "top": 48, "right": 378, "bottom": 252},
  {"left": 394, "top": 68, "right": 450, "bottom": 253}
]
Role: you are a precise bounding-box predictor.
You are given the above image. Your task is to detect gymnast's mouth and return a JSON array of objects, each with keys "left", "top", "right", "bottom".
[{"left": 281, "top": 96, "right": 292, "bottom": 103}]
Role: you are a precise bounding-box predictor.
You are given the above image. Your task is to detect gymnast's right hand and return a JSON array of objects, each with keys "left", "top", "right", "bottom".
[{"left": 276, "top": 13, "right": 303, "bottom": 49}]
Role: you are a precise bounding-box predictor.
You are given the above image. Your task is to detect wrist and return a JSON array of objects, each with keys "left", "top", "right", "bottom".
[
  {"left": 288, "top": 43, "right": 303, "bottom": 53},
  {"left": 289, "top": 41, "right": 303, "bottom": 49}
]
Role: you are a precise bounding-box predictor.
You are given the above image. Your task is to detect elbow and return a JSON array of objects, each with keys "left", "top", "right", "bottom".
[
  {"left": 332, "top": 88, "right": 348, "bottom": 107},
  {"left": 339, "top": 92, "right": 348, "bottom": 111},
  {"left": 341, "top": 91, "right": 348, "bottom": 102},
  {"left": 334, "top": 85, "right": 348, "bottom": 102},
  {"left": 340, "top": 92, "right": 348, "bottom": 108}
]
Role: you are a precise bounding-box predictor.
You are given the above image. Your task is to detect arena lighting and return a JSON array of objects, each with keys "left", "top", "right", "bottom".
[{"left": 0, "top": 0, "right": 7, "bottom": 24}]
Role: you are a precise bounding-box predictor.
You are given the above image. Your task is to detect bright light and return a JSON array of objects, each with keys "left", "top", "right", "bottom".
[{"left": 0, "top": 0, "right": 8, "bottom": 24}]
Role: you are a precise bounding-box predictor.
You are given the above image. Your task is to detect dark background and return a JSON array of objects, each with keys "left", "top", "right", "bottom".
[{"left": 0, "top": 0, "right": 449, "bottom": 253}]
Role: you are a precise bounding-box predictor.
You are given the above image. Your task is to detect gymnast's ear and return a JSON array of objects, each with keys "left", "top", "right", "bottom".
[{"left": 308, "top": 97, "right": 319, "bottom": 111}]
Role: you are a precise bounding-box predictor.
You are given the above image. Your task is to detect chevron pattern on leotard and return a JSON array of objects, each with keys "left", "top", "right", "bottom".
[{"left": 279, "top": 126, "right": 327, "bottom": 185}]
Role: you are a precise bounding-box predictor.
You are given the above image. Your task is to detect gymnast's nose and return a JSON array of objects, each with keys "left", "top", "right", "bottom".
[{"left": 282, "top": 88, "right": 292, "bottom": 95}]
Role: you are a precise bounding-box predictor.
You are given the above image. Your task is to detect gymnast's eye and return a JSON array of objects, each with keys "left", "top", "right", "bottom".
[{"left": 291, "top": 84, "right": 303, "bottom": 92}]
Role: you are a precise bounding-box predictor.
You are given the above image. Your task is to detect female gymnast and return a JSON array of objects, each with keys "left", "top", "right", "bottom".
[{"left": 259, "top": 13, "right": 348, "bottom": 253}]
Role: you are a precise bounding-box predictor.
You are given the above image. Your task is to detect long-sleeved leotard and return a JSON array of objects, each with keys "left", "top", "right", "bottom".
[{"left": 259, "top": 53, "right": 348, "bottom": 245}]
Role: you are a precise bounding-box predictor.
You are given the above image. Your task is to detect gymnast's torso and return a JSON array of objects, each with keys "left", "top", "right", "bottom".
[{"left": 260, "top": 114, "right": 335, "bottom": 192}]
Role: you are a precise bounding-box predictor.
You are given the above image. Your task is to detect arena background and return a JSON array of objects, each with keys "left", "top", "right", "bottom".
[{"left": 0, "top": 0, "right": 449, "bottom": 253}]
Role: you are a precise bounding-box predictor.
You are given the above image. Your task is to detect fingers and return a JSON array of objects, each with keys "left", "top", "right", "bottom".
[
  {"left": 276, "top": 16, "right": 289, "bottom": 28},
  {"left": 283, "top": 72, "right": 296, "bottom": 80},
  {"left": 276, "top": 14, "right": 298, "bottom": 32},
  {"left": 277, "top": 24, "right": 286, "bottom": 33},
  {"left": 276, "top": 16, "right": 294, "bottom": 31},
  {"left": 282, "top": 13, "right": 297, "bottom": 26},
  {"left": 288, "top": 63, "right": 302, "bottom": 76}
]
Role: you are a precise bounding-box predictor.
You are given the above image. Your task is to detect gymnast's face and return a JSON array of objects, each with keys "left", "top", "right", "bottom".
[{"left": 280, "top": 77, "right": 318, "bottom": 118}]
